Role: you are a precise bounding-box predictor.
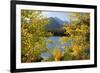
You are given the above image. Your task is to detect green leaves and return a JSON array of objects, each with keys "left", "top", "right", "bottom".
[
  {"left": 21, "top": 10, "right": 51, "bottom": 63},
  {"left": 64, "top": 13, "right": 90, "bottom": 59},
  {"left": 21, "top": 10, "right": 90, "bottom": 62}
]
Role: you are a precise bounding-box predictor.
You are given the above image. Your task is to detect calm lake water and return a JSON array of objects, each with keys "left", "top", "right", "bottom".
[{"left": 41, "top": 36, "right": 71, "bottom": 59}]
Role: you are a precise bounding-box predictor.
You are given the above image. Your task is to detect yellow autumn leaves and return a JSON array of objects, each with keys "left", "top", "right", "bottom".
[
  {"left": 21, "top": 10, "right": 90, "bottom": 62},
  {"left": 53, "top": 48, "right": 62, "bottom": 61},
  {"left": 21, "top": 10, "right": 52, "bottom": 62},
  {"left": 70, "top": 44, "right": 82, "bottom": 58}
]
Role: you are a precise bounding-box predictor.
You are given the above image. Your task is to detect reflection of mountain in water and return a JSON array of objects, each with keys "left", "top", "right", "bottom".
[{"left": 45, "top": 17, "right": 69, "bottom": 36}]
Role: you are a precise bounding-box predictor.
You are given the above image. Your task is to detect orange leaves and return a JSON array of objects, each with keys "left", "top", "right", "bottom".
[
  {"left": 71, "top": 44, "right": 81, "bottom": 57},
  {"left": 53, "top": 48, "right": 62, "bottom": 61}
]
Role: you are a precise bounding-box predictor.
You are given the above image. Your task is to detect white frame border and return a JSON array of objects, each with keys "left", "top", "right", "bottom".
[{"left": 16, "top": 4, "right": 95, "bottom": 69}]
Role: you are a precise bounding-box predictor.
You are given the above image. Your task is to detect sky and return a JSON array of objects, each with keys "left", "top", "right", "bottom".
[{"left": 42, "top": 11, "right": 70, "bottom": 22}]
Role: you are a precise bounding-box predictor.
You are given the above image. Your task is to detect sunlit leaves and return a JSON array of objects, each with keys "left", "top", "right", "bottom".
[
  {"left": 59, "top": 37, "right": 69, "bottom": 44},
  {"left": 21, "top": 10, "right": 90, "bottom": 62},
  {"left": 52, "top": 48, "right": 62, "bottom": 61},
  {"left": 60, "top": 12, "right": 90, "bottom": 60},
  {"left": 21, "top": 10, "right": 52, "bottom": 62}
]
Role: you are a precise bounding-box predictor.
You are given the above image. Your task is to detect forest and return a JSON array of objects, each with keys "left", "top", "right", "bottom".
[{"left": 21, "top": 10, "right": 90, "bottom": 63}]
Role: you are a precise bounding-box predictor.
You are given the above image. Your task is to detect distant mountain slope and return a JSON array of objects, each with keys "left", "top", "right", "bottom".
[
  {"left": 46, "top": 17, "right": 68, "bottom": 31},
  {"left": 45, "top": 17, "right": 69, "bottom": 36}
]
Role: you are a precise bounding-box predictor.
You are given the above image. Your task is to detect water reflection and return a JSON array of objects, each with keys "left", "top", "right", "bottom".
[{"left": 41, "top": 36, "right": 71, "bottom": 59}]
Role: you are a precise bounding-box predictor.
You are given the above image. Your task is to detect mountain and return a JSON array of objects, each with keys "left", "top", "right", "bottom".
[
  {"left": 46, "top": 17, "right": 68, "bottom": 31},
  {"left": 45, "top": 17, "right": 69, "bottom": 36}
]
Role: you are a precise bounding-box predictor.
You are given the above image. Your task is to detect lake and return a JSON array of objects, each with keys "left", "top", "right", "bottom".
[{"left": 41, "top": 36, "right": 71, "bottom": 59}]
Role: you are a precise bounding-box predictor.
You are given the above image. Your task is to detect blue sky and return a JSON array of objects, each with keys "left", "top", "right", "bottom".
[{"left": 42, "top": 11, "right": 70, "bottom": 22}]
